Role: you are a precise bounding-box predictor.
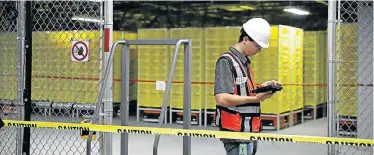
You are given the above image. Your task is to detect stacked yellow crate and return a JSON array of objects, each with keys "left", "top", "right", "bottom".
[
  {"left": 303, "top": 31, "right": 320, "bottom": 107},
  {"left": 112, "top": 31, "right": 138, "bottom": 103},
  {"left": 277, "top": 25, "right": 293, "bottom": 113},
  {"left": 252, "top": 25, "right": 305, "bottom": 115},
  {"left": 137, "top": 28, "right": 170, "bottom": 108},
  {"left": 169, "top": 28, "right": 205, "bottom": 111},
  {"left": 127, "top": 32, "right": 139, "bottom": 102},
  {"left": 251, "top": 26, "right": 276, "bottom": 113},
  {"left": 0, "top": 32, "right": 18, "bottom": 100},
  {"left": 318, "top": 32, "right": 328, "bottom": 105},
  {"left": 112, "top": 31, "right": 125, "bottom": 103},
  {"left": 303, "top": 31, "right": 329, "bottom": 109},
  {"left": 336, "top": 23, "right": 358, "bottom": 117},
  {"left": 291, "top": 28, "right": 304, "bottom": 111},
  {"left": 323, "top": 33, "right": 328, "bottom": 97},
  {"left": 32, "top": 31, "right": 101, "bottom": 104},
  {"left": 204, "top": 27, "right": 241, "bottom": 111},
  {"left": 250, "top": 26, "right": 284, "bottom": 114}
]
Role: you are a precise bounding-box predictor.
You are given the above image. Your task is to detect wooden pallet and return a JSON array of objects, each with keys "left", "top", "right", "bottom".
[
  {"left": 338, "top": 116, "right": 357, "bottom": 137},
  {"left": 204, "top": 109, "right": 216, "bottom": 127},
  {"left": 303, "top": 102, "right": 327, "bottom": 120},
  {"left": 261, "top": 113, "right": 290, "bottom": 130},
  {"left": 291, "top": 109, "right": 304, "bottom": 126},
  {"left": 175, "top": 112, "right": 200, "bottom": 125},
  {"left": 168, "top": 107, "right": 203, "bottom": 126},
  {"left": 261, "top": 109, "right": 304, "bottom": 130},
  {"left": 142, "top": 109, "right": 163, "bottom": 123}
]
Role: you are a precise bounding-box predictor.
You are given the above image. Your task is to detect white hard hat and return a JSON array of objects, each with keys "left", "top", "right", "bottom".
[{"left": 242, "top": 18, "right": 271, "bottom": 48}]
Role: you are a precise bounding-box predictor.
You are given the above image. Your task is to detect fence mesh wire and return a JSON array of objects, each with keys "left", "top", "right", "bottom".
[
  {"left": 29, "top": 1, "right": 104, "bottom": 155},
  {"left": 0, "top": 1, "right": 25, "bottom": 155},
  {"left": 333, "top": 1, "right": 373, "bottom": 154},
  {"left": 1, "top": 1, "right": 373, "bottom": 155}
]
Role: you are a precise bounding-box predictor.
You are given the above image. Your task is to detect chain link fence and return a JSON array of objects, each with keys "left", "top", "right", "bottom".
[
  {"left": 0, "top": 1, "right": 25, "bottom": 155},
  {"left": 330, "top": 0, "right": 373, "bottom": 155},
  {"left": 1, "top": 1, "right": 106, "bottom": 155},
  {"left": 29, "top": 1, "right": 105, "bottom": 155}
]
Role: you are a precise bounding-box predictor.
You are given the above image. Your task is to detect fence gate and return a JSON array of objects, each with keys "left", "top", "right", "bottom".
[
  {"left": 29, "top": 1, "right": 105, "bottom": 155},
  {"left": 328, "top": 0, "right": 373, "bottom": 155},
  {"left": 0, "top": 1, "right": 26, "bottom": 155},
  {"left": 1, "top": 1, "right": 107, "bottom": 155}
]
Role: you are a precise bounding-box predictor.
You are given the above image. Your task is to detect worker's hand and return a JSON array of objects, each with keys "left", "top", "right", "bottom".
[
  {"left": 260, "top": 80, "right": 282, "bottom": 87},
  {"left": 255, "top": 91, "right": 273, "bottom": 102}
]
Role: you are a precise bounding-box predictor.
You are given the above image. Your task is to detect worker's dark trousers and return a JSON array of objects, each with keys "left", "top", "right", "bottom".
[{"left": 223, "top": 141, "right": 258, "bottom": 155}]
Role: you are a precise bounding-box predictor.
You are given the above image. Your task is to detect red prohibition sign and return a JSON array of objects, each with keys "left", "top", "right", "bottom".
[{"left": 71, "top": 41, "right": 89, "bottom": 61}]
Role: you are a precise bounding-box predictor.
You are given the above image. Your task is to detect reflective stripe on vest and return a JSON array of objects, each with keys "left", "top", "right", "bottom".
[{"left": 220, "top": 53, "right": 259, "bottom": 114}]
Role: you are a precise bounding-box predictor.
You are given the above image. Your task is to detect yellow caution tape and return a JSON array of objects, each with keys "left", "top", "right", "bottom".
[{"left": 3, "top": 120, "right": 374, "bottom": 147}]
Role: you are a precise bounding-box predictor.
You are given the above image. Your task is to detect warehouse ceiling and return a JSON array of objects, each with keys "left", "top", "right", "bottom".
[
  {"left": 113, "top": 1, "right": 329, "bottom": 31},
  {"left": 1, "top": 1, "right": 334, "bottom": 32}
]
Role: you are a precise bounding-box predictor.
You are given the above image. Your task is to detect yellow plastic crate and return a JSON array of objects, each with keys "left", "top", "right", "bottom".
[
  {"left": 112, "top": 31, "right": 138, "bottom": 103},
  {"left": 0, "top": 32, "right": 18, "bottom": 100},
  {"left": 204, "top": 27, "right": 241, "bottom": 110},
  {"left": 291, "top": 28, "right": 304, "bottom": 111},
  {"left": 336, "top": 87, "right": 358, "bottom": 116},
  {"left": 137, "top": 28, "right": 170, "bottom": 108},
  {"left": 336, "top": 23, "right": 358, "bottom": 117},
  {"left": 254, "top": 25, "right": 305, "bottom": 114},
  {"left": 30, "top": 31, "right": 101, "bottom": 104},
  {"left": 318, "top": 31, "right": 327, "bottom": 104},
  {"left": 0, "top": 76, "right": 18, "bottom": 100},
  {"left": 170, "top": 84, "right": 204, "bottom": 110},
  {"left": 169, "top": 28, "right": 205, "bottom": 81},
  {"left": 112, "top": 31, "right": 126, "bottom": 103},
  {"left": 137, "top": 83, "right": 168, "bottom": 108},
  {"left": 169, "top": 28, "right": 205, "bottom": 111},
  {"left": 303, "top": 31, "right": 328, "bottom": 107}
]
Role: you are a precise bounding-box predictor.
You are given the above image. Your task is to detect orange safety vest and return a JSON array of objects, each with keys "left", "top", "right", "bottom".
[{"left": 215, "top": 51, "right": 262, "bottom": 133}]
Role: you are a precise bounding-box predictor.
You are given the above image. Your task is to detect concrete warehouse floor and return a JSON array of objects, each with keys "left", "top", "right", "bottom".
[{"left": 0, "top": 115, "right": 372, "bottom": 155}]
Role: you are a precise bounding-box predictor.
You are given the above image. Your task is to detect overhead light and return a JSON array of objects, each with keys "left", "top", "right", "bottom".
[
  {"left": 87, "top": 0, "right": 102, "bottom": 2},
  {"left": 226, "top": 5, "right": 256, "bottom": 11},
  {"left": 209, "top": 4, "right": 256, "bottom": 12},
  {"left": 284, "top": 8, "right": 310, "bottom": 15},
  {"left": 72, "top": 16, "right": 103, "bottom": 23},
  {"left": 239, "top": 5, "right": 256, "bottom": 11}
]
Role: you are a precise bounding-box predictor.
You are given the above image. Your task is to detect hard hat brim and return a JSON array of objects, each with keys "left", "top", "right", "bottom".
[
  {"left": 257, "top": 41, "right": 269, "bottom": 48},
  {"left": 243, "top": 25, "right": 270, "bottom": 48}
]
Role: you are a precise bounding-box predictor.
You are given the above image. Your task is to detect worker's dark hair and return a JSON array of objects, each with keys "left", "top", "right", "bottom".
[{"left": 238, "top": 28, "right": 254, "bottom": 42}]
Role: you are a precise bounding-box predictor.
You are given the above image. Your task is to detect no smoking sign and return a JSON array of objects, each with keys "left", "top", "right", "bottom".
[{"left": 71, "top": 40, "right": 89, "bottom": 62}]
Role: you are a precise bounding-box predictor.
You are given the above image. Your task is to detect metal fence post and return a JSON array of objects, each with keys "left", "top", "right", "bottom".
[
  {"left": 372, "top": 5, "right": 374, "bottom": 154},
  {"left": 16, "top": 1, "right": 26, "bottom": 155},
  {"left": 0, "top": 1, "right": 26, "bottom": 154},
  {"left": 183, "top": 39, "right": 192, "bottom": 155},
  {"left": 103, "top": 0, "right": 114, "bottom": 155},
  {"left": 327, "top": 1, "right": 337, "bottom": 154},
  {"left": 22, "top": 1, "right": 32, "bottom": 155},
  {"left": 121, "top": 44, "right": 130, "bottom": 155}
]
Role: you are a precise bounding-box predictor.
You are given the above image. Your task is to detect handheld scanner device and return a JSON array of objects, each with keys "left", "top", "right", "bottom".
[{"left": 252, "top": 85, "right": 283, "bottom": 94}]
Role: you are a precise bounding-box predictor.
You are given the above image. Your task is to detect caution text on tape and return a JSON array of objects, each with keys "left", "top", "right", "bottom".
[{"left": 3, "top": 120, "right": 373, "bottom": 147}]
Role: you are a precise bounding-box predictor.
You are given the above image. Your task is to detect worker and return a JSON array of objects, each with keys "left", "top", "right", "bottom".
[{"left": 214, "top": 18, "right": 281, "bottom": 155}]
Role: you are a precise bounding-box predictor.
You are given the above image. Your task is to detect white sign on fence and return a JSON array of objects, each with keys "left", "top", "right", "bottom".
[{"left": 71, "top": 40, "right": 89, "bottom": 62}]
